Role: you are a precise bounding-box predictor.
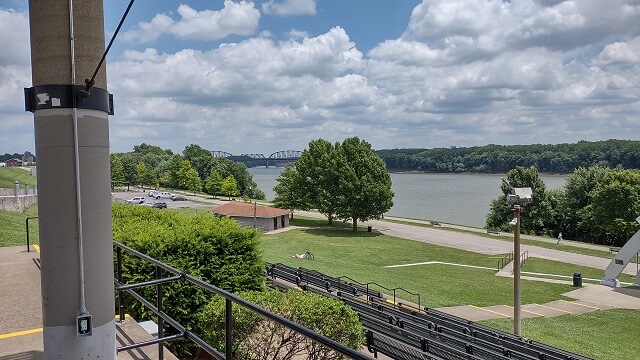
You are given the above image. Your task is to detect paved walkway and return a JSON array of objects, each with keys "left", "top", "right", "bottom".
[{"left": 0, "top": 245, "right": 178, "bottom": 360}]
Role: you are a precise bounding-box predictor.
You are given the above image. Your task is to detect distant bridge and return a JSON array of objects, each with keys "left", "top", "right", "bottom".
[{"left": 212, "top": 150, "right": 303, "bottom": 167}]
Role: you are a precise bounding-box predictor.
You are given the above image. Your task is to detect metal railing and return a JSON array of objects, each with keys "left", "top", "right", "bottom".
[
  {"left": 520, "top": 250, "right": 529, "bottom": 268},
  {"left": 25, "top": 216, "right": 38, "bottom": 252},
  {"left": 114, "top": 241, "right": 371, "bottom": 359},
  {"left": 497, "top": 251, "right": 513, "bottom": 271},
  {"left": 336, "top": 276, "right": 422, "bottom": 311}
]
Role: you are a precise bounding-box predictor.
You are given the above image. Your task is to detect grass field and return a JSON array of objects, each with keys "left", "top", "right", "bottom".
[
  {"left": 480, "top": 309, "right": 640, "bottom": 360},
  {"left": 522, "top": 258, "right": 638, "bottom": 284},
  {"left": 0, "top": 167, "right": 36, "bottom": 188},
  {"left": 261, "top": 225, "right": 579, "bottom": 308},
  {"left": 0, "top": 204, "right": 39, "bottom": 247}
]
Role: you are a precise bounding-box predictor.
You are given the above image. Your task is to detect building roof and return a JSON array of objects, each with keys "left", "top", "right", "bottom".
[{"left": 211, "top": 202, "right": 292, "bottom": 218}]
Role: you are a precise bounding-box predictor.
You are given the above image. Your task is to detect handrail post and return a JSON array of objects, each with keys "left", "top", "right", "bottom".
[
  {"left": 25, "top": 216, "right": 38, "bottom": 252},
  {"left": 225, "top": 299, "right": 233, "bottom": 359},
  {"left": 156, "top": 265, "right": 164, "bottom": 360},
  {"left": 117, "top": 247, "right": 125, "bottom": 322},
  {"left": 25, "top": 217, "right": 30, "bottom": 252}
]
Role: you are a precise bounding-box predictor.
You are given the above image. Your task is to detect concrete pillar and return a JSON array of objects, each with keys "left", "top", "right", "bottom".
[
  {"left": 14, "top": 181, "right": 19, "bottom": 196},
  {"left": 25, "top": 184, "right": 30, "bottom": 195},
  {"left": 28, "top": 0, "right": 115, "bottom": 358}
]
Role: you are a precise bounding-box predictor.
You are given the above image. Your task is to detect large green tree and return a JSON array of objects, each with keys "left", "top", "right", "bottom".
[
  {"left": 221, "top": 176, "right": 239, "bottom": 199},
  {"left": 272, "top": 163, "right": 308, "bottom": 212},
  {"left": 279, "top": 139, "right": 345, "bottom": 224},
  {"left": 119, "top": 153, "right": 138, "bottom": 186},
  {"left": 136, "top": 161, "right": 157, "bottom": 187},
  {"left": 182, "top": 144, "right": 212, "bottom": 162},
  {"left": 579, "top": 169, "right": 640, "bottom": 245},
  {"left": 274, "top": 137, "right": 394, "bottom": 230},
  {"left": 175, "top": 159, "right": 200, "bottom": 191},
  {"left": 205, "top": 169, "right": 223, "bottom": 197},
  {"left": 335, "top": 137, "right": 394, "bottom": 231},
  {"left": 110, "top": 154, "right": 125, "bottom": 186},
  {"left": 559, "top": 166, "right": 608, "bottom": 240}
]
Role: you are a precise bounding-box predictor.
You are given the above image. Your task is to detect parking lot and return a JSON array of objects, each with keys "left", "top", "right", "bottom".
[{"left": 111, "top": 190, "right": 205, "bottom": 210}]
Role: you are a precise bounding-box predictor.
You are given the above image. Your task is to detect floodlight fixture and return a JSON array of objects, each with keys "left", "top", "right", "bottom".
[{"left": 506, "top": 187, "right": 533, "bottom": 206}]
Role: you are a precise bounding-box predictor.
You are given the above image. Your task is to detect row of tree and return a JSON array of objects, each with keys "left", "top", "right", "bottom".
[
  {"left": 486, "top": 166, "right": 640, "bottom": 246},
  {"left": 110, "top": 143, "right": 265, "bottom": 199},
  {"left": 378, "top": 140, "right": 640, "bottom": 173},
  {"left": 273, "top": 137, "right": 394, "bottom": 231}
]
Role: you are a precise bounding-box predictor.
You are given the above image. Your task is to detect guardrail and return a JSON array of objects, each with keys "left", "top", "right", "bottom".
[{"left": 114, "top": 241, "right": 372, "bottom": 359}]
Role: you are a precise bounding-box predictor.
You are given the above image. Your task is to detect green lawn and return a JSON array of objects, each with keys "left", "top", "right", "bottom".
[
  {"left": 0, "top": 204, "right": 39, "bottom": 247},
  {"left": 522, "top": 258, "right": 638, "bottom": 284},
  {"left": 0, "top": 167, "right": 36, "bottom": 188},
  {"left": 480, "top": 309, "right": 640, "bottom": 360},
  {"left": 261, "top": 227, "right": 577, "bottom": 308}
]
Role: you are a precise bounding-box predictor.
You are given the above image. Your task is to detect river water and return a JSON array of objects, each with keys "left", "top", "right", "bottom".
[{"left": 248, "top": 167, "right": 566, "bottom": 228}]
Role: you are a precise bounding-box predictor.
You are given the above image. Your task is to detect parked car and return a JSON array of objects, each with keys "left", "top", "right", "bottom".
[
  {"left": 148, "top": 190, "right": 159, "bottom": 198},
  {"left": 127, "top": 197, "right": 145, "bottom": 204},
  {"left": 151, "top": 202, "right": 167, "bottom": 209},
  {"left": 170, "top": 195, "right": 186, "bottom": 201},
  {"left": 157, "top": 191, "right": 174, "bottom": 199}
]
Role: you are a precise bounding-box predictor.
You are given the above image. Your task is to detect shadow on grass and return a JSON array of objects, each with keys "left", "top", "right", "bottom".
[{"left": 297, "top": 227, "right": 384, "bottom": 238}]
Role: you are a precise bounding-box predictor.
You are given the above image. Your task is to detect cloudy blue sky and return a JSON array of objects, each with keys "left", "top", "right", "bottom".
[{"left": 2, "top": 0, "right": 640, "bottom": 156}]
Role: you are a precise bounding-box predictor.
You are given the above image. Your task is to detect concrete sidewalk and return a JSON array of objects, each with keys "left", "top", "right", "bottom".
[{"left": 0, "top": 246, "right": 177, "bottom": 360}]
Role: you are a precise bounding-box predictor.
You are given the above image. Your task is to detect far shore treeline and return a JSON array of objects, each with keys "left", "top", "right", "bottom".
[{"left": 376, "top": 139, "right": 640, "bottom": 174}]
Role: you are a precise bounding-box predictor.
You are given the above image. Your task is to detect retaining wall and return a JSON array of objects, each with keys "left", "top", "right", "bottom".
[
  {"left": 0, "top": 185, "right": 38, "bottom": 212},
  {"left": 0, "top": 194, "right": 38, "bottom": 212}
]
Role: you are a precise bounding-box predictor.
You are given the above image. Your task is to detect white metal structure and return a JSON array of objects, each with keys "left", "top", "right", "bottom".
[{"left": 601, "top": 215, "right": 640, "bottom": 287}]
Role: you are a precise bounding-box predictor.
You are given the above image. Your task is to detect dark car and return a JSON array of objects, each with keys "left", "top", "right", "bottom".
[
  {"left": 151, "top": 202, "right": 167, "bottom": 209},
  {"left": 170, "top": 195, "right": 186, "bottom": 201}
]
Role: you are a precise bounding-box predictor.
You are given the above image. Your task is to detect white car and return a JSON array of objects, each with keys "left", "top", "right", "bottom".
[
  {"left": 127, "top": 196, "right": 145, "bottom": 204},
  {"left": 149, "top": 191, "right": 173, "bottom": 199},
  {"left": 157, "top": 191, "right": 174, "bottom": 199}
]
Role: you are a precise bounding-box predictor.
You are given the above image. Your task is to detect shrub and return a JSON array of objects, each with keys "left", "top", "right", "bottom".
[
  {"left": 112, "top": 203, "right": 264, "bottom": 355},
  {"left": 199, "top": 290, "right": 365, "bottom": 360}
]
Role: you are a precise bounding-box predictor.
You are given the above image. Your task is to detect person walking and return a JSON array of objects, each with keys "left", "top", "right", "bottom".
[{"left": 557, "top": 232, "right": 563, "bottom": 244}]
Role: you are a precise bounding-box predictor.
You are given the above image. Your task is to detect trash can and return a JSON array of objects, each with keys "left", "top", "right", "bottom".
[
  {"left": 367, "top": 226, "right": 372, "bottom": 232},
  {"left": 573, "top": 272, "right": 582, "bottom": 287}
]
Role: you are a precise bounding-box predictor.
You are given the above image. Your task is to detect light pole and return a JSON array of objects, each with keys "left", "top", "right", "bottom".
[
  {"left": 512, "top": 204, "right": 522, "bottom": 336},
  {"left": 507, "top": 187, "right": 532, "bottom": 337},
  {"left": 254, "top": 201, "right": 257, "bottom": 229}
]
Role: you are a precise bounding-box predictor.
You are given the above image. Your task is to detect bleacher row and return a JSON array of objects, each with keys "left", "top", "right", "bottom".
[{"left": 265, "top": 263, "right": 592, "bottom": 360}]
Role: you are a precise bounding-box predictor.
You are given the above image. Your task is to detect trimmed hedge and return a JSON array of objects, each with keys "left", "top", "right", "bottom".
[
  {"left": 199, "top": 290, "right": 365, "bottom": 360},
  {"left": 112, "top": 203, "right": 264, "bottom": 355}
]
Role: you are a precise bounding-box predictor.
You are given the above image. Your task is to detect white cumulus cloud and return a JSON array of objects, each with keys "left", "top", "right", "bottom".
[
  {"left": 262, "top": 0, "right": 317, "bottom": 16},
  {"left": 122, "top": 1, "right": 260, "bottom": 43}
]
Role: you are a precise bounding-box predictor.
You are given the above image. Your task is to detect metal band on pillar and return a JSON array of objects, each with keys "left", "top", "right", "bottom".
[{"left": 24, "top": 85, "right": 114, "bottom": 114}]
